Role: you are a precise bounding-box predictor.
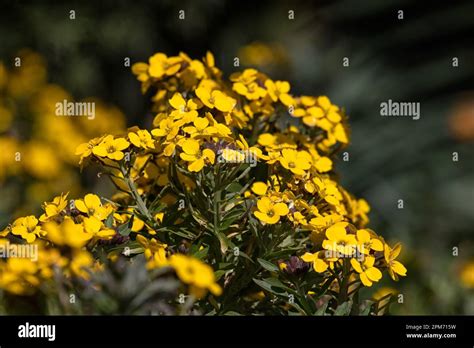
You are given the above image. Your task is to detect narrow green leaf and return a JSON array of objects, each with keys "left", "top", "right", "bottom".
[
  {"left": 118, "top": 215, "right": 134, "bottom": 236},
  {"left": 225, "top": 182, "right": 243, "bottom": 193},
  {"left": 253, "top": 278, "right": 287, "bottom": 296},
  {"left": 105, "top": 213, "right": 114, "bottom": 228},
  {"left": 257, "top": 258, "right": 279, "bottom": 272}
]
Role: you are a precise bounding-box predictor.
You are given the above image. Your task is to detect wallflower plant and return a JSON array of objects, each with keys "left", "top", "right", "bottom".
[{"left": 0, "top": 51, "right": 406, "bottom": 315}]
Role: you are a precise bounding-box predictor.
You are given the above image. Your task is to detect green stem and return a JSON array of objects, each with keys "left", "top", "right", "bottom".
[
  {"left": 294, "top": 279, "right": 312, "bottom": 315},
  {"left": 120, "top": 164, "right": 154, "bottom": 223},
  {"left": 338, "top": 259, "right": 350, "bottom": 304},
  {"left": 213, "top": 163, "right": 221, "bottom": 232}
]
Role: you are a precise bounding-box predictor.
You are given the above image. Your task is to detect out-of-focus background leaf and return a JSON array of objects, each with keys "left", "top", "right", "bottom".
[{"left": 0, "top": 0, "right": 473, "bottom": 314}]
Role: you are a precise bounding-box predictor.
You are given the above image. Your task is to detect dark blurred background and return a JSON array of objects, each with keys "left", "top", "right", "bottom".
[{"left": 0, "top": 0, "right": 473, "bottom": 314}]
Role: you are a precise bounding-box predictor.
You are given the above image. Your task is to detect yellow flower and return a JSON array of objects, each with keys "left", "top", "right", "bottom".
[
  {"left": 39, "top": 192, "right": 69, "bottom": 222},
  {"left": 230, "top": 68, "right": 258, "bottom": 85},
  {"left": 356, "top": 229, "right": 384, "bottom": 254},
  {"left": 233, "top": 81, "right": 266, "bottom": 100},
  {"left": 331, "top": 123, "right": 349, "bottom": 144},
  {"left": 313, "top": 156, "right": 333, "bottom": 173},
  {"left": 0, "top": 257, "right": 39, "bottom": 295},
  {"left": 351, "top": 256, "right": 382, "bottom": 287},
  {"left": 301, "top": 104, "right": 325, "bottom": 127},
  {"left": 322, "top": 222, "right": 357, "bottom": 257},
  {"left": 11, "top": 216, "right": 45, "bottom": 243},
  {"left": 279, "top": 149, "right": 311, "bottom": 176},
  {"left": 317, "top": 96, "right": 342, "bottom": 123},
  {"left": 74, "top": 193, "right": 109, "bottom": 220},
  {"left": 308, "top": 177, "right": 343, "bottom": 206},
  {"left": 136, "top": 235, "right": 168, "bottom": 268},
  {"left": 82, "top": 216, "right": 116, "bottom": 240},
  {"left": 169, "top": 92, "right": 201, "bottom": 122},
  {"left": 43, "top": 217, "right": 92, "bottom": 248},
  {"left": 23, "top": 142, "right": 61, "bottom": 179},
  {"left": 151, "top": 118, "right": 182, "bottom": 156},
  {"left": 152, "top": 116, "right": 181, "bottom": 139},
  {"left": 251, "top": 182, "right": 268, "bottom": 196},
  {"left": 179, "top": 139, "right": 215, "bottom": 172},
  {"left": 148, "top": 53, "right": 182, "bottom": 79},
  {"left": 75, "top": 136, "right": 104, "bottom": 165},
  {"left": 69, "top": 250, "right": 93, "bottom": 279},
  {"left": 254, "top": 197, "right": 289, "bottom": 224},
  {"left": 183, "top": 117, "right": 213, "bottom": 138},
  {"left": 258, "top": 133, "right": 276, "bottom": 147},
  {"left": 289, "top": 211, "right": 307, "bottom": 226},
  {"left": 301, "top": 96, "right": 342, "bottom": 127},
  {"left": 460, "top": 261, "right": 474, "bottom": 288},
  {"left": 128, "top": 129, "right": 155, "bottom": 149},
  {"left": 169, "top": 254, "right": 222, "bottom": 297},
  {"left": 92, "top": 135, "right": 130, "bottom": 161},
  {"left": 264, "top": 79, "right": 293, "bottom": 106},
  {"left": 384, "top": 243, "right": 407, "bottom": 281},
  {"left": 231, "top": 69, "right": 266, "bottom": 100},
  {"left": 301, "top": 251, "right": 332, "bottom": 273},
  {"left": 195, "top": 87, "right": 236, "bottom": 112},
  {"left": 131, "top": 62, "right": 149, "bottom": 82},
  {"left": 154, "top": 212, "right": 164, "bottom": 224}
]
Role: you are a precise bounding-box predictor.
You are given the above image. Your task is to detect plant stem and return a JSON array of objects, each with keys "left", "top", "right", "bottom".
[
  {"left": 120, "top": 164, "right": 153, "bottom": 223},
  {"left": 338, "top": 259, "right": 350, "bottom": 304}
]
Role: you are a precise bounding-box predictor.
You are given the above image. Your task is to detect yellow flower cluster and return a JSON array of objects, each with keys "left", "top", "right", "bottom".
[
  {"left": 136, "top": 234, "right": 221, "bottom": 297},
  {"left": 1, "top": 51, "right": 406, "bottom": 314},
  {"left": 0, "top": 193, "right": 119, "bottom": 291},
  {"left": 80, "top": 51, "right": 403, "bottom": 293}
]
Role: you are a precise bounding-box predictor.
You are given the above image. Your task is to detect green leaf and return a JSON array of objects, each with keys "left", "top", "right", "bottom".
[
  {"left": 192, "top": 246, "right": 209, "bottom": 260},
  {"left": 170, "top": 228, "right": 196, "bottom": 239},
  {"left": 277, "top": 235, "right": 294, "bottom": 248},
  {"left": 253, "top": 277, "right": 296, "bottom": 297},
  {"left": 225, "top": 182, "right": 243, "bottom": 193},
  {"left": 264, "top": 248, "right": 301, "bottom": 260},
  {"left": 257, "top": 258, "right": 279, "bottom": 272},
  {"left": 118, "top": 216, "right": 134, "bottom": 236},
  {"left": 219, "top": 208, "right": 245, "bottom": 231},
  {"left": 315, "top": 301, "right": 329, "bottom": 316},
  {"left": 334, "top": 300, "right": 353, "bottom": 316},
  {"left": 288, "top": 302, "right": 306, "bottom": 315},
  {"left": 253, "top": 278, "right": 288, "bottom": 296},
  {"left": 359, "top": 300, "right": 375, "bottom": 316},
  {"left": 214, "top": 270, "right": 227, "bottom": 281},
  {"left": 104, "top": 213, "right": 114, "bottom": 228},
  {"left": 216, "top": 231, "right": 231, "bottom": 254}
]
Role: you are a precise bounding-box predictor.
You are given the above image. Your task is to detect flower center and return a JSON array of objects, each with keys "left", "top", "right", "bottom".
[
  {"left": 267, "top": 210, "right": 275, "bottom": 217},
  {"left": 288, "top": 162, "right": 296, "bottom": 168},
  {"left": 107, "top": 146, "right": 116, "bottom": 153}
]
